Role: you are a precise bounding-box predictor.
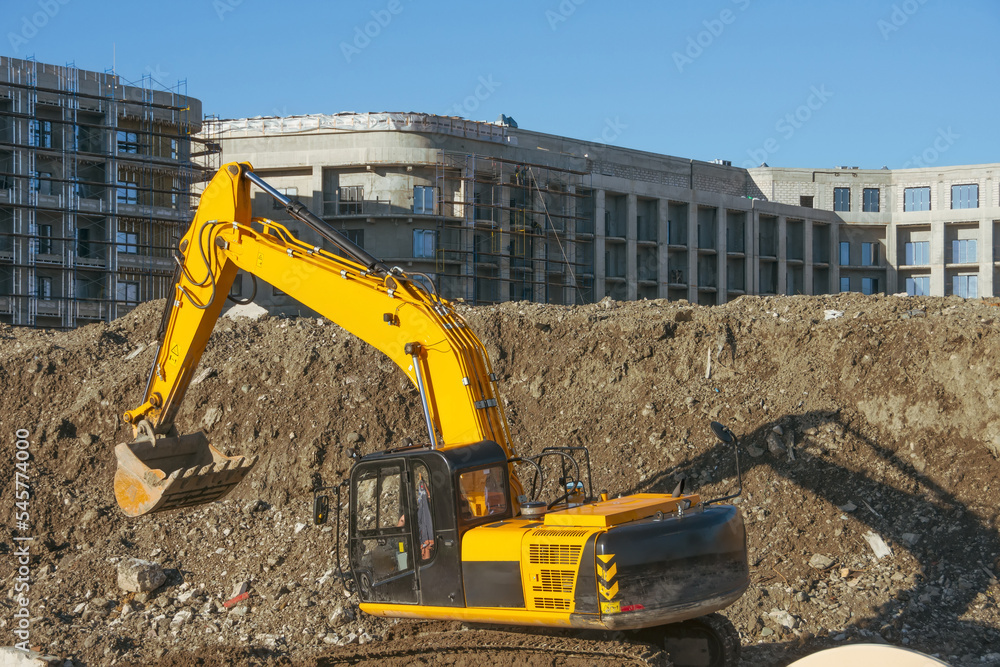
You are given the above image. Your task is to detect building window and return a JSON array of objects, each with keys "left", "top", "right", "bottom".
[
  {"left": 951, "top": 184, "right": 979, "bottom": 210},
  {"left": 117, "top": 170, "right": 139, "bottom": 205},
  {"left": 116, "top": 231, "right": 138, "bottom": 254},
  {"left": 74, "top": 278, "right": 88, "bottom": 299},
  {"left": 863, "top": 188, "right": 880, "bottom": 212},
  {"left": 273, "top": 187, "right": 297, "bottom": 210},
  {"left": 862, "top": 277, "right": 879, "bottom": 295},
  {"left": 952, "top": 239, "right": 977, "bottom": 264},
  {"left": 799, "top": 196, "right": 813, "bottom": 208},
  {"left": 37, "top": 276, "right": 52, "bottom": 300},
  {"left": 861, "top": 242, "right": 879, "bottom": 266},
  {"left": 37, "top": 172, "right": 53, "bottom": 196},
  {"left": 342, "top": 229, "right": 364, "bottom": 248},
  {"left": 833, "top": 188, "right": 850, "bottom": 212},
  {"left": 840, "top": 276, "right": 850, "bottom": 292},
  {"left": 117, "top": 130, "right": 139, "bottom": 154},
  {"left": 904, "top": 241, "right": 929, "bottom": 265},
  {"left": 28, "top": 120, "right": 52, "bottom": 148},
  {"left": 839, "top": 241, "right": 850, "bottom": 266},
  {"left": 953, "top": 275, "right": 978, "bottom": 299},
  {"left": 906, "top": 276, "right": 930, "bottom": 296},
  {"left": 76, "top": 228, "right": 92, "bottom": 259},
  {"left": 170, "top": 139, "right": 178, "bottom": 160},
  {"left": 37, "top": 224, "right": 52, "bottom": 255},
  {"left": 414, "top": 186, "right": 435, "bottom": 215},
  {"left": 338, "top": 186, "right": 363, "bottom": 214},
  {"left": 116, "top": 280, "right": 139, "bottom": 304},
  {"left": 75, "top": 124, "right": 102, "bottom": 153},
  {"left": 904, "top": 187, "right": 931, "bottom": 212},
  {"left": 413, "top": 229, "right": 436, "bottom": 258}
]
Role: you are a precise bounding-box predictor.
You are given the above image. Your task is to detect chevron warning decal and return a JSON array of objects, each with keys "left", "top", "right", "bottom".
[{"left": 597, "top": 553, "right": 618, "bottom": 601}]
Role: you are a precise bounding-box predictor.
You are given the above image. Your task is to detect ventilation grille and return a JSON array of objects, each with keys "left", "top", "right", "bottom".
[
  {"left": 532, "top": 597, "right": 572, "bottom": 610},
  {"left": 534, "top": 569, "right": 575, "bottom": 593},
  {"left": 529, "top": 544, "right": 582, "bottom": 565},
  {"left": 531, "top": 529, "right": 590, "bottom": 538}
]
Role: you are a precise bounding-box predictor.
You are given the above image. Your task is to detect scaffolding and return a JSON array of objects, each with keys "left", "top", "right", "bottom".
[
  {"left": 433, "top": 151, "right": 595, "bottom": 305},
  {"left": 0, "top": 56, "right": 218, "bottom": 329}
]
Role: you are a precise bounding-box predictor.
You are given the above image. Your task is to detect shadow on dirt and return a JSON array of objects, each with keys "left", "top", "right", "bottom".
[{"left": 626, "top": 410, "right": 999, "bottom": 663}]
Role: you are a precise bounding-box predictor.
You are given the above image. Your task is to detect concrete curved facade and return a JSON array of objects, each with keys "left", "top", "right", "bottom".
[{"left": 205, "top": 112, "right": 997, "bottom": 314}]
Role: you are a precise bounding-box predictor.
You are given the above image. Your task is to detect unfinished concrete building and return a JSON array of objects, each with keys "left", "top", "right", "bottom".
[
  {"left": 750, "top": 164, "right": 1000, "bottom": 298},
  {"left": 206, "top": 112, "right": 846, "bottom": 314},
  {"left": 0, "top": 56, "right": 211, "bottom": 328}
]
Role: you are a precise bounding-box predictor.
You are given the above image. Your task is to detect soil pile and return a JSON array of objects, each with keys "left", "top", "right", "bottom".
[{"left": 1, "top": 293, "right": 999, "bottom": 666}]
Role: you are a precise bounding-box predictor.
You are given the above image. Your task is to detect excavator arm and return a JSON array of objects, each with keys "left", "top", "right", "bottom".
[{"left": 115, "top": 162, "right": 522, "bottom": 516}]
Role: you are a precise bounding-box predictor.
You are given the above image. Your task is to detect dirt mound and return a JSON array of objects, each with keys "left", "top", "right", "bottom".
[{"left": 1, "top": 293, "right": 999, "bottom": 666}]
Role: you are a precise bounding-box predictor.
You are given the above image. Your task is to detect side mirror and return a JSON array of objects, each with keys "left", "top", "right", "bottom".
[
  {"left": 710, "top": 421, "right": 734, "bottom": 444},
  {"left": 313, "top": 494, "right": 329, "bottom": 525}
]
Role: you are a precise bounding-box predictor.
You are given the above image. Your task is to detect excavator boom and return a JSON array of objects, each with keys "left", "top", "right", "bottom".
[{"left": 115, "top": 162, "right": 521, "bottom": 516}]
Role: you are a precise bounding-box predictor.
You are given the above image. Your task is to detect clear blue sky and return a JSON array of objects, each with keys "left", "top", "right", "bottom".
[{"left": 8, "top": 0, "right": 998, "bottom": 169}]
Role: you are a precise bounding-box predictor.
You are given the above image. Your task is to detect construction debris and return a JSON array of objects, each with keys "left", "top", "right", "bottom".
[
  {"left": 1, "top": 292, "right": 999, "bottom": 666},
  {"left": 116, "top": 558, "right": 166, "bottom": 593}
]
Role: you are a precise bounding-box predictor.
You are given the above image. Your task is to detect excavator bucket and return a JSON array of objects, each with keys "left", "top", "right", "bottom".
[{"left": 114, "top": 431, "right": 258, "bottom": 517}]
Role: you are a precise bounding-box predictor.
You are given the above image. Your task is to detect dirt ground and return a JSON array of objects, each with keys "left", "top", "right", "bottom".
[{"left": 1, "top": 292, "right": 999, "bottom": 666}]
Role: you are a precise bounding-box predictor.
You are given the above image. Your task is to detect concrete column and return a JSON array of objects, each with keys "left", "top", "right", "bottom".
[
  {"left": 885, "top": 220, "right": 898, "bottom": 294},
  {"left": 595, "top": 189, "right": 606, "bottom": 299},
  {"left": 745, "top": 206, "right": 754, "bottom": 295},
  {"left": 979, "top": 217, "right": 992, "bottom": 297},
  {"left": 657, "top": 198, "right": 669, "bottom": 298},
  {"left": 565, "top": 185, "right": 577, "bottom": 305},
  {"left": 750, "top": 204, "right": 759, "bottom": 295},
  {"left": 717, "top": 207, "right": 727, "bottom": 304},
  {"left": 803, "top": 219, "right": 814, "bottom": 295},
  {"left": 460, "top": 162, "right": 474, "bottom": 301},
  {"left": 831, "top": 221, "right": 841, "bottom": 292},
  {"left": 687, "top": 201, "right": 698, "bottom": 302},
  {"left": 930, "top": 218, "right": 946, "bottom": 295},
  {"left": 626, "top": 193, "right": 637, "bottom": 301},
  {"left": 777, "top": 215, "right": 788, "bottom": 295}
]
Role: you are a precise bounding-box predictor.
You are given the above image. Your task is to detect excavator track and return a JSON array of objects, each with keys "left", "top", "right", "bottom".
[
  {"left": 637, "top": 613, "right": 742, "bottom": 667},
  {"left": 317, "top": 628, "right": 672, "bottom": 666}
]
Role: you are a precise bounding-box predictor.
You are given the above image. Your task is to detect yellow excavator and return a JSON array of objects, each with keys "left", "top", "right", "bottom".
[{"left": 115, "top": 162, "right": 749, "bottom": 667}]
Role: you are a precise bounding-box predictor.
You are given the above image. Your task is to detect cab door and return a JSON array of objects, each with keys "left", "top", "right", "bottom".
[{"left": 349, "top": 460, "right": 419, "bottom": 604}]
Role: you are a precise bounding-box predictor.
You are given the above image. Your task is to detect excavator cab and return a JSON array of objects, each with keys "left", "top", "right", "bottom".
[{"left": 346, "top": 440, "right": 511, "bottom": 607}]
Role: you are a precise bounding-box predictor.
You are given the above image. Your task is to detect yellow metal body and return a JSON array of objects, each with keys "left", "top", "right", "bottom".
[
  {"left": 361, "top": 492, "right": 709, "bottom": 629},
  {"left": 541, "top": 493, "right": 699, "bottom": 528},
  {"left": 116, "top": 162, "right": 523, "bottom": 515}
]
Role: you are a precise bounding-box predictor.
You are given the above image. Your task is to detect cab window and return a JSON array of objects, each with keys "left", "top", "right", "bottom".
[{"left": 457, "top": 465, "right": 507, "bottom": 522}]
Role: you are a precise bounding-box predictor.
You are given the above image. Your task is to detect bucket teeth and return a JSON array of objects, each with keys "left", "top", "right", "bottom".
[
  {"left": 182, "top": 468, "right": 197, "bottom": 479},
  {"left": 216, "top": 460, "right": 231, "bottom": 472}
]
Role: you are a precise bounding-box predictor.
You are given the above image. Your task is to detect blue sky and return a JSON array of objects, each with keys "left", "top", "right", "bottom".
[{"left": 7, "top": 0, "right": 998, "bottom": 169}]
